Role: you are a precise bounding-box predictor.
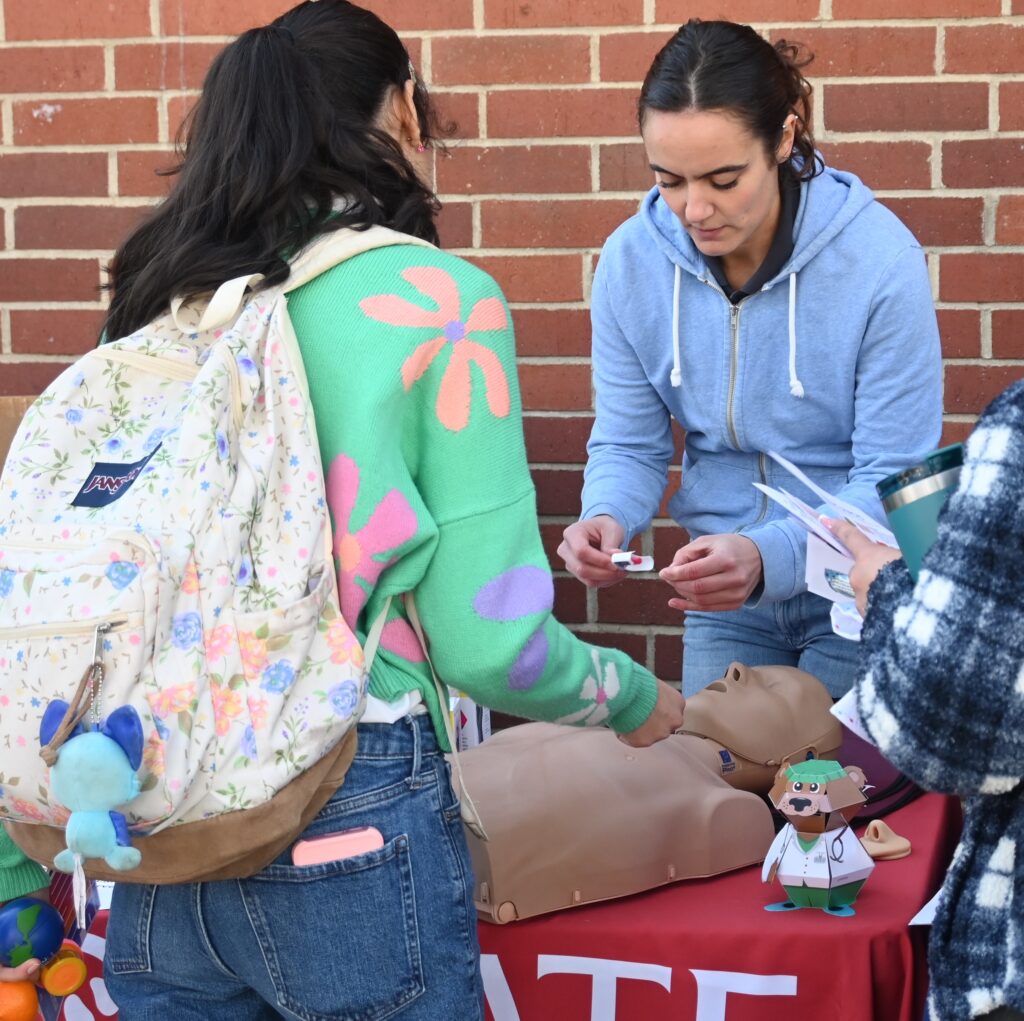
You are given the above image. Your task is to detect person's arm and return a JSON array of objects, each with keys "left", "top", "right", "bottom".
[
  {"left": 408, "top": 261, "right": 680, "bottom": 743},
  {"left": 839, "top": 381, "right": 1024, "bottom": 794},
  {"left": 580, "top": 255, "right": 675, "bottom": 545},
  {"left": 745, "top": 244, "right": 943, "bottom": 604}
]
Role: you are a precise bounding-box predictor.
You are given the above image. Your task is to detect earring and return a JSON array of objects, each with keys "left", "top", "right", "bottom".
[{"left": 416, "top": 142, "right": 426, "bottom": 153}]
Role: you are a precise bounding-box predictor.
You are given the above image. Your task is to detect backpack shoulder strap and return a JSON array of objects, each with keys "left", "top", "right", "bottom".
[{"left": 169, "top": 225, "right": 435, "bottom": 336}]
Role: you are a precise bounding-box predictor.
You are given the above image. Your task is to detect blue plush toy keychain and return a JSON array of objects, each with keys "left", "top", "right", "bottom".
[{"left": 38, "top": 622, "right": 144, "bottom": 927}]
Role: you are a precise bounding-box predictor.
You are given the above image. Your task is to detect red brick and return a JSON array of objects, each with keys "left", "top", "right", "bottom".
[
  {"left": 0, "top": 46, "right": 104, "bottom": 92},
  {"left": 578, "top": 629, "right": 648, "bottom": 665},
  {"left": 538, "top": 523, "right": 565, "bottom": 571},
  {"left": 656, "top": 632, "right": 683, "bottom": 684},
  {"left": 488, "top": 88, "right": 637, "bottom": 139},
  {"left": 599, "top": 143, "right": 653, "bottom": 192},
  {"left": 433, "top": 35, "right": 590, "bottom": 86},
  {"left": 523, "top": 415, "right": 592, "bottom": 463},
  {"left": 833, "top": 0, "right": 999, "bottom": 14},
  {"left": 14, "top": 99, "right": 159, "bottom": 146},
  {"left": 0, "top": 258, "right": 99, "bottom": 302},
  {"left": 117, "top": 150, "right": 178, "bottom": 198},
  {"left": 769, "top": 27, "right": 936, "bottom": 77},
  {"left": 1001, "top": 82, "right": 1024, "bottom": 131},
  {"left": 468, "top": 255, "right": 583, "bottom": 302},
  {"left": 818, "top": 142, "right": 932, "bottom": 191},
  {"left": 597, "top": 578, "right": 679, "bottom": 626},
  {"left": 159, "top": 0, "right": 473, "bottom": 32},
  {"left": 513, "top": 308, "right": 592, "bottom": 358},
  {"left": 354, "top": 0, "right": 473, "bottom": 30},
  {"left": 945, "top": 365, "right": 1024, "bottom": 415},
  {"left": 437, "top": 144, "right": 591, "bottom": 196},
  {"left": 166, "top": 95, "right": 199, "bottom": 142},
  {"left": 481, "top": 199, "right": 637, "bottom": 249},
  {"left": 434, "top": 92, "right": 480, "bottom": 141},
  {"left": 519, "top": 363, "right": 592, "bottom": 412},
  {"left": 992, "top": 310, "right": 1024, "bottom": 360},
  {"left": 941, "top": 255, "right": 1024, "bottom": 303},
  {"left": 879, "top": 197, "right": 984, "bottom": 248},
  {"left": 553, "top": 577, "right": 587, "bottom": 624},
  {"left": 5, "top": 0, "right": 151, "bottom": 39},
  {"left": 15, "top": 206, "right": 150, "bottom": 252},
  {"left": 940, "top": 420, "right": 975, "bottom": 447},
  {"left": 600, "top": 33, "right": 666, "bottom": 84},
  {"left": 657, "top": 470, "right": 681, "bottom": 518},
  {"left": 115, "top": 43, "right": 224, "bottom": 91},
  {"left": 937, "top": 310, "right": 981, "bottom": 359},
  {"left": 653, "top": 524, "right": 689, "bottom": 566},
  {"left": 943, "top": 139, "right": 1024, "bottom": 189},
  {"left": 532, "top": 467, "right": 584, "bottom": 515},
  {"left": 485, "top": 0, "right": 643, "bottom": 27},
  {"left": 945, "top": 25, "right": 1024, "bottom": 74},
  {"left": 657, "top": 0, "right": 818, "bottom": 19},
  {"left": 10, "top": 310, "right": 107, "bottom": 357},
  {"left": 0, "top": 362, "right": 69, "bottom": 397},
  {"left": 436, "top": 202, "right": 473, "bottom": 249},
  {"left": 996, "top": 197, "right": 1024, "bottom": 246},
  {"left": 824, "top": 83, "right": 988, "bottom": 133},
  {"left": 0, "top": 153, "right": 107, "bottom": 198}
]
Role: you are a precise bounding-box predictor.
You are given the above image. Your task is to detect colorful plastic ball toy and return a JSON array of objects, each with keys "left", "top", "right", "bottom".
[{"left": 0, "top": 898, "right": 64, "bottom": 969}]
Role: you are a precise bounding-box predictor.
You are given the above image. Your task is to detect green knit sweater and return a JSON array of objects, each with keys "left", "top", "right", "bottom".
[
  {"left": 288, "top": 243, "right": 659, "bottom": 748},
  {"left": 0, "top": 828, "right": 47, "bottom": 902}
]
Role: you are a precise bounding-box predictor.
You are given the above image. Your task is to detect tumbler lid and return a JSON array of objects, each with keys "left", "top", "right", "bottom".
[{"left": 876, "top": 443, "right": 964, "bottom": 502}]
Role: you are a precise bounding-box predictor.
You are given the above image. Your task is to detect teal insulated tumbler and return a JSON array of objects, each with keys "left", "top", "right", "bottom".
[{"left": 876, "top": 444, "right": 964, "bottom": 581}]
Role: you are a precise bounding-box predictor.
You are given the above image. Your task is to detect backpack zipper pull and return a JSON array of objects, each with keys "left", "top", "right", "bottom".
[{"left": 89, "top": 620, "right": 125, "bottom": 724}]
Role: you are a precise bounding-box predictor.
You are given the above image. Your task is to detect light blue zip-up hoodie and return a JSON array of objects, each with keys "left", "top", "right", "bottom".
[{"left": 582, "top": 166, "right": 943, "bottom": 604}]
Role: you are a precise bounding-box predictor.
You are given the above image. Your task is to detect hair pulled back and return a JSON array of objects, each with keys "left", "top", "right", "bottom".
[
  {"left": 639, "top": 20, "right": 822, "bottom": 181},
  {"left": 103, "top": 0, "right": 446, "bottom": 341}
]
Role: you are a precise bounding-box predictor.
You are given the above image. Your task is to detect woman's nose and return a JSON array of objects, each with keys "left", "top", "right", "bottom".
[{"left": 685, "top": 192, "right": 713, "bottom": 224}]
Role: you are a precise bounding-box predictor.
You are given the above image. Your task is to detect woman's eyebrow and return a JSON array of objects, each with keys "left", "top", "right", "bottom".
[{"left": 649, "top": 161, "right": 749, "bottom": 178}]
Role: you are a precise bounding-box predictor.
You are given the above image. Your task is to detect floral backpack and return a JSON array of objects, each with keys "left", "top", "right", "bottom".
[{"left": 0, "top": 226, "right": 431, "bottom": 883}]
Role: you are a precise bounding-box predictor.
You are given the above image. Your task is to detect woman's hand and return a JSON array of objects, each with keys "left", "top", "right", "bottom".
[
  {"left": 617, "top": 680, "right": 685, "bottom": 747},
  {"left": 825, "top": 519, "right": 902, "bottom": 617},
  {"left": 557, "top": 515, "right": 626, "bottom": 588},
  {"left": 659, "top": 534, "right": 763, "bottom": 611}
]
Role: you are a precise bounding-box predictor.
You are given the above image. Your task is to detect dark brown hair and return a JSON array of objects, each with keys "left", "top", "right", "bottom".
[
  {"left": 639, "top": 20, "right": 822, "bottom": 181},
  {"left": 103, "top": 0, "right": 446, "bottom": 341}
]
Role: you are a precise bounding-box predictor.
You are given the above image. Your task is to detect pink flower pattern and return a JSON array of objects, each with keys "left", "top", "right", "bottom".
[
  {"left": 360, "top": 266, "right": 510, "bottom": 432},
  {"left": 327, "top": 451, "right": 420, "bottom": 659}
]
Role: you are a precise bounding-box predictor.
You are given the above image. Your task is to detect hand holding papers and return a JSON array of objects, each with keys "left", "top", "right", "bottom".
[{"left": 754, "top": 452, "right": 899, "bottom": 639}]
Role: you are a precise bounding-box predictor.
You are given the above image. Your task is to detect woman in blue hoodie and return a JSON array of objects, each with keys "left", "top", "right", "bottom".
[{"left": 559, "top": 20, "right": 943, "bottom": 698}]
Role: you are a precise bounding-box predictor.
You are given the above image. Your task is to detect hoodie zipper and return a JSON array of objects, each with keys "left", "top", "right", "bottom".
[{"left": 700, "top": 278, "right": 750, "bottom": 450}]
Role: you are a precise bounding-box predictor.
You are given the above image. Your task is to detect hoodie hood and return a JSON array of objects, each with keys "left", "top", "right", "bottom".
[{"left": 641, "top": 167, "right": 877, "bottom": 400}]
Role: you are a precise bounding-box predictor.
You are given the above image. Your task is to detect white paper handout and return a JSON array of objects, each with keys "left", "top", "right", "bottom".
[
  {"left": 754, "top": 451, "right": 900, "bottom": 641},
  {"left": 764, "top": 450, "right": 898, "bottom": 548}
]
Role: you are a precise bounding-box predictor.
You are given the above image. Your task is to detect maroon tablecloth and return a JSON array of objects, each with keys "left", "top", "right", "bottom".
[{"left": 478, "top": 793, "right": 962, "bottom": 1021}]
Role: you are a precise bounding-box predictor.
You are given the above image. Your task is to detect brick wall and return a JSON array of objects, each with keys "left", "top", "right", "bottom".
[{"left": 1, "top": 0, "right": 1022, "bottom": 681}]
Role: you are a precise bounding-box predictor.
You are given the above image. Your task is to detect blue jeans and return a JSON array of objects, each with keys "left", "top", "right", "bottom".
[
  {"left": 681, "top": 591, "right": 860, "bottom": 698},
  {"left": 104, "top": 716, "right": 484, "bottom": 1021}
]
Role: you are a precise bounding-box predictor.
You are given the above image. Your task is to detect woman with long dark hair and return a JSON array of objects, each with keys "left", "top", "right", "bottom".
[
  {"left": 98, "top": 3, "right": 685, "bottom": 1017},
  {"left": 559, "top": 20, "right": 943, "bottom": 699}
]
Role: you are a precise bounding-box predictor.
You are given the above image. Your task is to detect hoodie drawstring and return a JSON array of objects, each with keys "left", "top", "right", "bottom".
[
  {"left": 787, "top": 271, "right": 804, "bottom": 398},
  {"left": 670, "top": 263, "right": 682, "bottom": 388},
  {"left": 671, "top": 265, "right": 805, "bottom": 398}
]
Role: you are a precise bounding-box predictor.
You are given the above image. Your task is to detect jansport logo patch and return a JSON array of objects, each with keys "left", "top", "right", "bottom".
[{"left": 71, "top": 445, "right": 161, "bottom": 508}]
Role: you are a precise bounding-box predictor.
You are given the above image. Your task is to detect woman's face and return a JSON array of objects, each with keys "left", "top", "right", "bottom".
[{"left": 642, "top": 108, "right": 791, "bottom": 271}]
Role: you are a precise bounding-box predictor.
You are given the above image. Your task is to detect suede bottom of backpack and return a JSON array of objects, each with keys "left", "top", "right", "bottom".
[{"left": 5, "top": 728, "right": 356, "bottom": 885}]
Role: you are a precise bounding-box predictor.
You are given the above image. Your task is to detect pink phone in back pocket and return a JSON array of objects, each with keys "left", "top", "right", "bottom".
[{"left": 291, "top": 826, "right": 385, "bottom": 866}]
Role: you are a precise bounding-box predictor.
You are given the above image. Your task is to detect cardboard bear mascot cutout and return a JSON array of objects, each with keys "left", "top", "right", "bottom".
[{"left": 761, "top": 759, "right": 875, "bottom": 917}]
